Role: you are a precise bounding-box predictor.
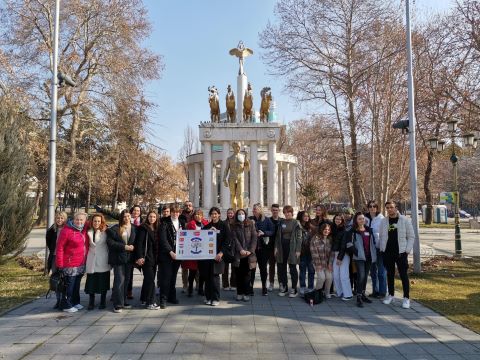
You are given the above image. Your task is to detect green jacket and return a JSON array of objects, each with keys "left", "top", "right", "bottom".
[{"left": 274, "top": 219, "right": 302, "bottom": 265}]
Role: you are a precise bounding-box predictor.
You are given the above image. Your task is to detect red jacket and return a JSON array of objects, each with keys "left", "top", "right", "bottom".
[
  {"left": 182, "top": 219, "right": 209, "bottom": 270},
  {"left": 56, "top": 223, "right": 89, "bottom": 268}
]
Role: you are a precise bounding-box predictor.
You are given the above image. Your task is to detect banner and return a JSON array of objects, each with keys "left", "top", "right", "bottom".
[{"left": 175, "top": 230, "right": 217, "bottom": 260}]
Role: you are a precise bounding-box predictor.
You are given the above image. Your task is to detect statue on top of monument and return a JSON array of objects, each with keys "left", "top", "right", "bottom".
[
  {"left": 225, "top": 85, "right": 236, "bottom": 123},
  {"left": 223, "top": 142, "right": 250, "bottom": 210},
  {"left": 229, "top": 41, "right": 253, "bottom": 76},
  {"left": 208, "top": 85, "right": 220, "bottom": 123},
  {"left": 243, "top": 82, "right": 253, "bottom": 122},
  {"left": 260, "top": 87, "right": 272, "bottom": 123}
]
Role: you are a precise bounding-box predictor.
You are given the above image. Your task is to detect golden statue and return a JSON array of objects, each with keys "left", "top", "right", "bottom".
[
  {"left": 225, "top": 85, "right": 236, "bottom": 123},
  {"left": 260, "top": 87, "right": 272, "bottom": 123},
  {"left": 243, "top": 82, "right": 253, "bottom": 122},
  {"left": 208, "top": 86, "right": 220, "bottom": 123},
  {"left": 223, "top": 142, "right": 250, "bottom": 210},
  {"left": 229, "top": 41, "right": 253, "bottom": 76}
]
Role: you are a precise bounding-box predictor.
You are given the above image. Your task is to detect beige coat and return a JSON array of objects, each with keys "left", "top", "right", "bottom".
[{"left": 85, "top": 229, "right": 111, "bottom": 274}]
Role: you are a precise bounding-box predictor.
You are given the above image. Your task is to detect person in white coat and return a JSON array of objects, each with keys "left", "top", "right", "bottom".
[
  {"left": 365, "top": 200, "right": 386, "bottom": 298},
  {"left": 379, "top": 200, "right": 415, "bottom": 309},
  {"left": 85, "top": 213, "right": 111, "bottom": 310}
]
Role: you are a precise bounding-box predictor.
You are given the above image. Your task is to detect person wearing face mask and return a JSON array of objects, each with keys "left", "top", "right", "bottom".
[
  {"left": 84, "top": 213, "right": 110, "bottom": 310},
  {"left": 46, "top": 211, "right": 68, "bottom": 309},
  {"left": 158, "top": 205, "right": 186, "bottom": 308},
  {"left": 55, "top": 212, "right": 89, "bottom": 313},
  {"left": 202, "top": 207, "right": 229, "bottom": 306},
  {"left": 231, "top": 209, "right": 257, "bottom": 301}
]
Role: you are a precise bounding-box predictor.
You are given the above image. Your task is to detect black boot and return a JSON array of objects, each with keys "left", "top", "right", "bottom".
[
  {"left": 160, "top": 297, "right": 167, "bottom": 309},
  {"left": 356, "top": 295, "right": 363, "bottom": 308},
  {"left": 362, "top": 293, "right": 372, "bottom": 304},
  {"left": 88, "top": 294, "right": 95, "bottom": 310},
  {"left": 99, "top": 293, "right": 106, "bottom": 309}
]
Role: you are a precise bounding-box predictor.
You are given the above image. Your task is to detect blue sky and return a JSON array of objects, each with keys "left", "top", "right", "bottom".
[{"left": 142, "top": 0, "right": 455, "bottom": 159}]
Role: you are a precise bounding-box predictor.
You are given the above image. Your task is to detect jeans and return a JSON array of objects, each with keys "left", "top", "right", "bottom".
[
  {"left": 141, "top": 263, "right": 156, "bottom": 306},
  {"left": 370, "top": 248, "right": 387, "bottom": 295},
  {"left": 235, "top": 258, "right": 251, "bottom": 296},
  {"left": 61, "top": 273, "right": 83, "bottom": 310},
  {"left": 278, "top": 262, "right": 299, "bottom": 291},
  {"left": 253, "top": 247, "right": 269, "bottom": 289},
  {"left": 199, "top": 260, "right": 221, "bottom": 302},
  {"left": 299, "top": 254, "right": 315, "bottom": 290},
  {"left": 384, "top": 252, "right": 410, "bottom": 298},
  {"left": 112, "top": 263, "right": 132, "bottom": 307},
  {"left": 268, "top": 247, "right": 276, "bottom": 284},
  {"left": 333, "top": 253, "right": 353, "bottom": 298},
  {"left": 355, "top": 260, "right": 372, "bottom": 295},
  {"left": 158, "top": 258, "right": 181, "bottom": 301}
]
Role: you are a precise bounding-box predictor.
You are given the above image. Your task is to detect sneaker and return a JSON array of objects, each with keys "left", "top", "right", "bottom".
[
  {"left": 288, "top": 289, "right": 298, "bottom": 298},
  {"left": 383, "top": 295, "right": 394, "bottom": 305},
  {"left": 123, "top": 303, "right": 132, "bottom": 309},
  {"left": 63, "top": 307, "right": 78, "bottom": 313},
  {"left": 402, "top": 298, "right": 410, "bottom": 309},
  {"left": 147, "top": 304, "right": 160, "bottom": 310},
  {"left": 268, "top": 283, "right": 274, "bottom": 292},
  {"left": 113, "top": 306, "right": 123, "bottom": 313},
  {"left": 223, "top": 287, "right": 229, "bottom": 291},
  {"left": 243, "top": 295, "right": 250, "bottom": 302},
  {"left": 325, "top": 294, "right": 332, "bottom": 299},
  {"left": 299, "top": 287, "right": 306, "bottom": 296},
  {"left": 211, "top": 301, "right": 220, "bottom": 306},
  {"left": 230, "top": 287, "right": 236, "bottom": 291},
  {"left": 278, "top": 290, "right": 287, "bottom": 297},
  {"left": 236, "top": 295, "right": 243, "bottom": 301},
  {"left": 74, "top": 304, "right": 84, "bottom": 310},
  {"left": 342, "top": 296, "right": 353, "bottom": 301},
  {"left": 204, "top": 299, "right": 212, "bottom": 305}
]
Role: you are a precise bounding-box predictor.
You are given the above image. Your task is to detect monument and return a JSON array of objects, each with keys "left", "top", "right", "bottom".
[{"left": 186, "top": 41, "right": 297, "bottom": 211}]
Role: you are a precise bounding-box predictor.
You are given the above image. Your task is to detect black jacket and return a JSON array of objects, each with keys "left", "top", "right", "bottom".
[
  {"left": 204, "top": 220, "right": 229, "bottom": 255},
  {"left": 46, "top": 225, "right": 59, "bottom": 271},
  {"left": 135, "top": 223, "right": 158, "bottom": 265},
  {"left": 331, "top": 224, "right": 346, "bottom": 253},
  {"left": 158, "top": 216, "right": 186, "bottom": 262},
  {"left": 106, "top": 225, "right": 137, "bottom": 265}
]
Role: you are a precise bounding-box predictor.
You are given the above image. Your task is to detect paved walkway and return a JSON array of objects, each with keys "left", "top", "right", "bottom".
[{"left": 1, "top": 272, "right": 479, "bottom": 360}]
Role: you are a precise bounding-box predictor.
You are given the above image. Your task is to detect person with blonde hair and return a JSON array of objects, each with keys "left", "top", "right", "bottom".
[
  {"left": 46, "top": 211, "right": 68, "bottom": 309},
  {"left": 85, "top": 213, "right": 110, "bottom": 310},
  {"left": 56, "top": 212, "right": 89, "bottom": 313}
]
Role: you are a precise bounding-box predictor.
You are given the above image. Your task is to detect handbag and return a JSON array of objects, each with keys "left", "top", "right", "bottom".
[
  {"left": 222, "top": 237, "right": 236, "bottom": 263},
  {"left": 304, "top": 289, "right": 323, "bottom": 305},
  {"left": 46, "top": 270, "right": 65, "bottom": 298}
]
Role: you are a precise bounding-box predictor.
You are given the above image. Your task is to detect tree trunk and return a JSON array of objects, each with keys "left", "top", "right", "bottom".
[
  {"left": 424, "top": 149, "right": 434, "bottom": 224},
  {"left": 34, "top": 185, "right": 48, "bottom": 226}
]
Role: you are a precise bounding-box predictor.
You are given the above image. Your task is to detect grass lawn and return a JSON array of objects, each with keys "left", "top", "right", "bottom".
[
  {"left": 405, "top": 256, "right": 480, "bottom": 333},
  {"left": 0, "top": 257, "right": 49, "bottom": 315}
]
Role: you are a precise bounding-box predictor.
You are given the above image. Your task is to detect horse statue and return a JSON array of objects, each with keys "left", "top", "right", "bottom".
[
  {"left": 260, "top": 87, "right": 272, "bottom": 123},
  {"left": 225, "top": 85, "right": 236, "bottom": 123},
  {"left": 243, "top": 82, "right": 253, "bottom": 122},
  {"left": 208, "top": 86, "right": 220, "bottom": 123}
]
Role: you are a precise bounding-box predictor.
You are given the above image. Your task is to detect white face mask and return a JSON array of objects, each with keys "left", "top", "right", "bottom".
[{"left": 237, "top": 214, "right": 246, "bottom": 222}]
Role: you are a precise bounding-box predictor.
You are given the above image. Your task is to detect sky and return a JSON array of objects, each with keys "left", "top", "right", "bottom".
[{"left": 142, "top": 0, "right": 456, "bottom": 159}]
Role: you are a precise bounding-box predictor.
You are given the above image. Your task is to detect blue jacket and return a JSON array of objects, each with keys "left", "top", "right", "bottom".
[{"left": 249, "top": 215, "right": 274, "bottom": 250}]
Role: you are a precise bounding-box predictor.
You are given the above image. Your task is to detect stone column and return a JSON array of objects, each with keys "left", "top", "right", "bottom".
[
  {"left": 188, "top": 164, "right": 194, "bottom": 201},
  {"left": 284, "top": 163, "right": 290, "bottom": 206},
  {"left": 194, "top": 163, "right": 200, "bottom": 208},
  {"left": 212, "top": 162, "right": 217, "bottom": 206},
  {"left": 278, "top": 162, "right": 283, "bottom": 205},
  {"left": 259, "top": 161, "right": 264, "bottom": 207},
  {"left": 221, "top": 141, "right": 230, "bottom": 209},
  {"left": 289, "top": 163, "right": 296, "bottom": 207},
  {"left": 267, "top": 142, "right": 278, "bottom": 206},
  {"left": 249, "top": 142, "right": 259, "bottom": 206},
  {"left": 203, "top": 142, "right": 212, "bottom": 209}
]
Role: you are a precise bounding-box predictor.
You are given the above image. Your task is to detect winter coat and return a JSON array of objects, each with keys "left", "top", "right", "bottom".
[
  {"left": 299, "top": 222, "right": 311, "bottom": 257},
  {"left": 106, "top": 224, "right": 137, "bottom": 266},
  {"left": 46, "top": 225, "right": 64, "bottom": 272},
  {"left": 274, "top": 219, "right": 302, "bottom": 265},
  {"left": 230, "top": 219, "right": 257, "bottom": 269},
  {"left": 85, "top": 229, "right": 110, "bottom": 274},
  {"left": 204, "top": 220, "right": 229, "bottom": 255},
  {"left": 135, "top": 223, "right": 158, "bottom": 266},
  {"left": 158, "top": 216, "right": 186, "bottom": 262},
  {"left": 250, "top": 215, "right": 274, "bottom": 251},
  {"left": 55, "top": 222, "right": 89, "bottom": 269},
  {"left": 331, "top": 224, "right": 345, "bottom": 253},
  {"left": 365, "top": 213, "right": 385, "bottom": 249},
  {"left": 182, "top": 219, "right": 209, "bottom": 270},
  {"left": 310, "top": 235, "right": 334, "bottom": 270},
  {"left": 379, "top": 213, "right": 415, "bottom": 255},
  {"left": 345, "top": 227, "right": 377, "bottom": 263}
]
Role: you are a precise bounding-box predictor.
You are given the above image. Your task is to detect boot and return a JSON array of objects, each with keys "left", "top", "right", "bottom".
[
  {"left": 159, "top": 297, "right": 167, "bottom": 309},
  {"left": 356, "top": 295, "right": 363, "bottom": 308},
  {"left": 362, "top": 293, "right": 372, "bottom": 304},
  {"left": 99, "top": 293, "right": 106, "bottom": 309},
  {"left": 88, "top": 294, "right": 95, "bottom": 310}
]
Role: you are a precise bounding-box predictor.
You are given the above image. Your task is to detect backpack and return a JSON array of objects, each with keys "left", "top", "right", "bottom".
[{"left": 304, "top": 289, "right": 324, "bottom": 305}]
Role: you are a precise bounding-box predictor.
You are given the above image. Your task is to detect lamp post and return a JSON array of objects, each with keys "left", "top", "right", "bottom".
[{"left": 428, "top": 121, "right": 477, "bottom": 256}]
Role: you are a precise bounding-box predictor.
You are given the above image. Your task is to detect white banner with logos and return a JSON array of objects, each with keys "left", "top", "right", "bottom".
[{"left": 175, "top": 230, "right": 217, "bottom": 260}]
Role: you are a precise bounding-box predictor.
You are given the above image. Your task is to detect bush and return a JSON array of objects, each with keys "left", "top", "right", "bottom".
[{"left": 0, "top": 98, "right": 35, "bottom": 262}]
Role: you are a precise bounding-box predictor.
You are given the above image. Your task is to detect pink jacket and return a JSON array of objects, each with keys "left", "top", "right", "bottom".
[{"left": 56, "top": 224, "right": 89, "bottom": 268}]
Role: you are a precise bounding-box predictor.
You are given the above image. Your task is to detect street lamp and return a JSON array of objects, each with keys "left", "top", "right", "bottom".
[{"left": 428, "top": 122, "right": 477, "bottom": 257}]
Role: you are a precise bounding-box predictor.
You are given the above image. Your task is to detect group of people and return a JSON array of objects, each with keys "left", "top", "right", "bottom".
[{"left": 46, "top": 199, "right": 414, "bottom": 313}]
